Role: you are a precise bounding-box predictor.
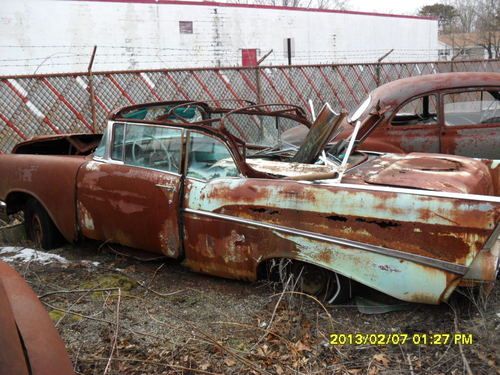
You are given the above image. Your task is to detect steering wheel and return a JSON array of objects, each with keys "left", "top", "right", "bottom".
[
  {"left": 163, "top": 146, "right": 180, "bottom": 172},
  {"left": 151, "top": 139, "right": 181, "bottom": 172},
  {"left": 131, "top": 135, "right": 155, "bottom": 162}
]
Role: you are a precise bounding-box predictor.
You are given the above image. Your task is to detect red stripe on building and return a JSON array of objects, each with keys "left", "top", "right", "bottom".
[{"left": 71, "top": 0, "right": 436, "bottom": 20}]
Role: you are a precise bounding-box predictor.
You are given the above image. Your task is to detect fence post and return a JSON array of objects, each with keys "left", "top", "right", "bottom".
[
  {"left": 87, "top": 46, "right": 97, "bottom": 133},
  {"left": 375, "top": 49, "right": 394, "bottom": 86}
]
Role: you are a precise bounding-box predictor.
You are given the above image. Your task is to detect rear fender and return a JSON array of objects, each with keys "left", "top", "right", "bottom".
[
  {"left": 184, "top": 178, "right": 500, "bottom": 305},
  {"left": 0, "top": 154, "right": 86, "bottom": 242}
]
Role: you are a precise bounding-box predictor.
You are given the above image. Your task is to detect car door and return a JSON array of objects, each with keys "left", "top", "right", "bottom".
[
  {"left": 181, "top": 131, "right": 257, "bottom": 279},
  {"left": 440, "top": 88, "right": 500, "bottom": 159},
  {"left": 375, "top": 94, "right": 441, "bottom": 153},
  {"left": 77, "top": 122, "right": 184, "bottom": 257}
]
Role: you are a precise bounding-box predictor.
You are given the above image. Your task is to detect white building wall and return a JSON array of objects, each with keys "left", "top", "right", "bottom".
[{"left": 0, "top": 0, "right": 439, "bottom": 75}]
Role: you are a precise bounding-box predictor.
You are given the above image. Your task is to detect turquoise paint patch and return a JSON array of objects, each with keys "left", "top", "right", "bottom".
[{"left": 278, "top": 232, "right": 448, "bottom": 304}]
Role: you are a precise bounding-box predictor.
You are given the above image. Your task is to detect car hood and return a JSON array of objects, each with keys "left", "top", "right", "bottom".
[{"left": 347, "top": 153, "right": 495, "bottom": 195}]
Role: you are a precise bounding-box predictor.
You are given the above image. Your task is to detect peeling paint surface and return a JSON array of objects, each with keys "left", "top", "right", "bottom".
[{"left": 351, "top": 73, "right": 500, "bottom": 160}]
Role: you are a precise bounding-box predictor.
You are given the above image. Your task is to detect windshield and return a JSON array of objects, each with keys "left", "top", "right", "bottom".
[
  {"left": 222, "top": 112, "right": 303, "bottom": 149},
  {"left": 219, "top": 104, "right": 345, "bottom": 167}
]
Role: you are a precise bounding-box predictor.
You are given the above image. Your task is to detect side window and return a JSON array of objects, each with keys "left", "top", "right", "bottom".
[
  {"left": 391, "top": 95, "right": 438, "bottom": 126},
  {"left": 123, "top": 125, "right": 183, "bottom": 173},
  {"left": 186, "top": 132, "right": 239, "bottom": 180},
  {"left": 444, "top": 90, "right": 500, "bottom": 126},
  {"left": 111, "top": 123, "right": 125, "bottom": 160}
]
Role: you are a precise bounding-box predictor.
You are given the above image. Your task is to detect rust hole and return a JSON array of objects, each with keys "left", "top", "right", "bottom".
[{"left": 355, "top": 217, "right": 400, "bottom": 228}]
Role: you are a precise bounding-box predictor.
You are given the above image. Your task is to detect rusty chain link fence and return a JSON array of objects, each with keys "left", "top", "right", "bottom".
[{"left": 0, "top": 59, "right": 499, "bottom": 153}]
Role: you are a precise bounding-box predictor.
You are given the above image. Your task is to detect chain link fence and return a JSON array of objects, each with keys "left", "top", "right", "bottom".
[{"left": 0, "top": 59, "right": 498, "bottom": 153}]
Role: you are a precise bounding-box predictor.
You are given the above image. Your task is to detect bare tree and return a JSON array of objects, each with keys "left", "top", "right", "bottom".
[
  {"left": 230, "top": 0, "right": 349, "bottom": 9},
  {"left": 317, "top": 0, "right": 349, "bottom": 10},
  {"left": 475, "top": 0, "right": 500, "bottom": 58},
  {"left": 427, "top": 0, "right": 500, "bottom": 59},
  {"left": 453, "top": 0, "right": 477, "bottom": 32}
]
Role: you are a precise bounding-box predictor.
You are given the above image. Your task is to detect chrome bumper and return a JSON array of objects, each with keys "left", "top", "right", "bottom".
[{"left": 0, "top": 201, "right": 7, "bottom": 222}]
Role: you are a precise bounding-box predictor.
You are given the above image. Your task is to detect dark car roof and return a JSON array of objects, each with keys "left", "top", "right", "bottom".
[{"left": 371, "top": 72, "right": 500, "bottom": 108}]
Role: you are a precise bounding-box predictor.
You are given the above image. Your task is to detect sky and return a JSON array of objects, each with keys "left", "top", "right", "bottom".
[{"left": 344, "top": 0, "right": 441, "bottom": 15}]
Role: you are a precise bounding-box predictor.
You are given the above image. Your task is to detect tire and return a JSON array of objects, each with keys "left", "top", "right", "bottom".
[
  {"left": 289, "top": 261, "right": 352, "bottom": 304},
  {"left": 23, "top": 199, "right": 62, "bottom": 250}
]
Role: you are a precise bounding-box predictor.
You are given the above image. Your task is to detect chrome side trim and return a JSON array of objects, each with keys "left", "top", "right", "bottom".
[
  {"left": 328, "top": 182, "right": 500, "bottom": 204},
  {"left": 0, "top": 201, "right": 8, "bottom": 222},
  {"left": 484, "top": 223, "right": 500, "bottom": 251},
  {"left": 183, "top": 207, "right": 468, "bottom": 275}
]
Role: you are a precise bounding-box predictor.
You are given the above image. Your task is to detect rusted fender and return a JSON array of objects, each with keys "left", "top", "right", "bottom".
[
  {"left": 0, "top": 154, "right": 87, "bottom": 242},
  {"left": 183, "top": 178, "right": 500, "bottom": 304},
  {"left": 0, "top": 261, "right": 74, "bottom": 374},
  {"left": 0, "top": 280, "right": 29, "bottom": 375},
  {"left": 482, "top": 159, "right": 500, "bottom": 196}
]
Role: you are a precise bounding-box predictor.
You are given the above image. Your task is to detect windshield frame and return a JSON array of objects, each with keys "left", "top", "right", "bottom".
[{"left": 348, "top": 94, "right": 372, "bottom": 123}]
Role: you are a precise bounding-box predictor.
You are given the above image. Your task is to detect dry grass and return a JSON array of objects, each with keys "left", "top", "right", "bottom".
[{"left": 1, "top": 240, "right": 499, "bottom": 374}]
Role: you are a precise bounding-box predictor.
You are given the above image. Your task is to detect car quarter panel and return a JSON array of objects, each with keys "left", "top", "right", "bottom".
[
  {"left": 0, "top": 154, "right": 86, "bottom": 242},
  {"left": 182, "top": 178, "right": 500, "bottom": 304},
  {"left": 365, "top": 124, "right": 440, "bottom": 154},
  {"left": 441, "top": 124, "right": 500, "bottom": 160}
]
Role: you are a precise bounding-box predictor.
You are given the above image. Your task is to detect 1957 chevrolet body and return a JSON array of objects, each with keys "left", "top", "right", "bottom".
[{"left": 0, "top": 101, "right": 499, "bottom": 304}]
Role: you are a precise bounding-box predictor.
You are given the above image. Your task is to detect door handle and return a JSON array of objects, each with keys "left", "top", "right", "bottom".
[{"left": 156, "top": 184, "right": 176, "bottom": 192}]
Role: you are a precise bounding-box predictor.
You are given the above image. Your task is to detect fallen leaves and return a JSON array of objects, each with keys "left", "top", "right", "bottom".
[{"left": 373, "top": 353, "right": 390, "bottom": 367}]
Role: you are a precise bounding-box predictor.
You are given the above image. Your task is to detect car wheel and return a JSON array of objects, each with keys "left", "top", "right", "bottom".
[
  {"left": 23, "top": 199, "right": 62, "bottom": 250},
  {"left": 290, "top": 262, "right": 351, "bottom": 304}
]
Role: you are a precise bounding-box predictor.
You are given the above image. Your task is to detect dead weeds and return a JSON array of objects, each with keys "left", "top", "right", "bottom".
[{"left": 1, "top": 241, "right": 499, "bottom": 374}]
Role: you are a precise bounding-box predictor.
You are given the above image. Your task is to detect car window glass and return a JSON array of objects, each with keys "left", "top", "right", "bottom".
[
  {"left": 94, "top": 131, "right": 108, "bottom": 158},
  {"left": 121, "top": 104, "right": 204, "bottom": 123},
  {"left": 111, "top": 123, "right": 125, "bottom": 160},
  {"left": 391, "top": 95, "right": 438, "bottom": 126},
  {"left": 186, "top": 132, "right": 239, "bottom": 180},
  {"left": 123, "top": 125, "right": 183, "bottom": 173},
  {"left": 444, "top": 90, "right": 500, "bottom": 126}
]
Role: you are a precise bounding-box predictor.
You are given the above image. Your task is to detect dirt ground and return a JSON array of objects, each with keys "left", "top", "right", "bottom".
[{"left": 0, "top": 236, "right": 499, "bottom": 375}]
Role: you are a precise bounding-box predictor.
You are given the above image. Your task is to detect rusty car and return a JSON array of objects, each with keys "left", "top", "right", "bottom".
[
  {"left": 0, "top": 260, "right": 74, "bottom": 374},
  {"left": 0, "top": 100, "right": 499, "bottom": 305},
  {"left": 284, "top": 72, "right": 500, "bottom": 160}
]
